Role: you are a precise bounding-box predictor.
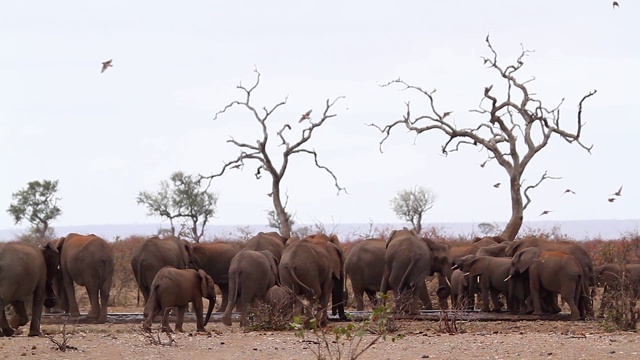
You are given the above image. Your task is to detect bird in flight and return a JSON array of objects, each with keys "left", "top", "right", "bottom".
[
  {"left": 613, "top": 1, "right": 619, "bottom": 9},
  {"left": 299, "top": 109, "right": 312, "bottom": 122},
  {"left": 608, "top": 197, "right": 616, "bottom": 203},
  {"left": 612, "top": 185, "right": 623, "bottom": 197},
  {"left": 493, "top": 183, "right": 501, "bottom": 188},
  {"left": 101, "top": 59, "right": 113, "bottom": 73},
  {"left": 562, "top": 189, "right": 576, "bottom": 196},
  {"left": 442, "top": 111, "right": 453, "bottom": 118},
  {"left": 539, "top": 210, "right": 552, "bottom": 216}
]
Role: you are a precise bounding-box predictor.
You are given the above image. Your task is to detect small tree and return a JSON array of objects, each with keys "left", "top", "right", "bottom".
[
  {"left": 7, "top": 179, "right": 62, "bottom": 243},
  {"left": 201, "top": 68, "right": 346, "bottom": 238},
  {"left": 371, "top": 36, "right": 596, "bottom": 241},
  {"left": 390, "top": 186, "right": 436, "bottom": 234},
  {"left": 266, "top": 209, "right": 295, "bottom": 230},
  {"left": 137, "top": 171, "right": 217, "bottom": 242}
]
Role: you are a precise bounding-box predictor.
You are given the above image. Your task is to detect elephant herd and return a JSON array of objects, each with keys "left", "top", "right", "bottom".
[{"left": 2, "top": 229, "right": 639, "bottom": 337}]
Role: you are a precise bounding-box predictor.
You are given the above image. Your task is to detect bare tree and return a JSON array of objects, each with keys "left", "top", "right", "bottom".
[
  {"left": 201, "top": 68, "right": 346, "bottom": 238},
  {"left": 390, "top": 186, "right": 436, "bottom": 234},
  {"left": 371, "top": 36, "right": 596, "bottom": 241},
  {"left": 137, "top": 171, "right": 217, "bottom": 242},
  {"left": 7, "top": 179, "right": 62, "bottom": 244}
]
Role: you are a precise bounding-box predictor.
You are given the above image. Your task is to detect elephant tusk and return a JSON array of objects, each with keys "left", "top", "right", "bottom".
[
  {"left": 445, "top": 276, "right": 451, "bottom": 287},
  {"left": 451, "top": 265, "right": 459, "bottom": 270},
  {"left": 504, "top": 275, "right": 512, "bottom": 282},
  {"left": 463, "top": 272, "right": 470, "bottom": 276}
]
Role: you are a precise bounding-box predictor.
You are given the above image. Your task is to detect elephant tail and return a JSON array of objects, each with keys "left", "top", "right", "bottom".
[
  {"left": 222, "top": 270, "right": 240, "bottom": 326},
  {"left": 398, "top": 256, "right": 419, "bottom": 292},
  {"left": 283, "top": 265, "right": 315, "bottom": 298}
]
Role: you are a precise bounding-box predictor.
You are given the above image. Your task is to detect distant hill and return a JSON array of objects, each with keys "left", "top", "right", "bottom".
[{"left": 1, "top": 219, "right": 638, "bottom": 242}]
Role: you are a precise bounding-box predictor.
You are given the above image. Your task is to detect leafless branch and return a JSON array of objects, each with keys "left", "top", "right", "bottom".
[{"left": 523, "top": 171, "right": 562, "bottom": 210}]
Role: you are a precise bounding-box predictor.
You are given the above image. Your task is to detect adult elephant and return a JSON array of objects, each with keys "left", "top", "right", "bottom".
[
  {"left": 594, "top": 263, "right": 640, "bottom": 316},
  {"left": 0, "top": 242, "right": 58, "bottom": 337},
  {"left": 191, "top": 242, "right": 241, "bottom": 312},
  {"left": 380, "top": 229, "right": 436, "bottom": 314},
  {"left": 279, "top": 233, "right": 344, "bottom": 327},
  {"left": 344, "top": 238, "right": 386, "bottom": 311},
  {"left": 130, "top": 235, "right": 195, "bottom": 307},
  {"left": 505, "top": 236, "right": 594, "bottom": 315},
  {"left": 222, "top": 250, "right": 279, "bottom": 326},
  {"left": 509, "top": 248, "right": 585, "bottom": 320},
  {"left": 243, "top": 231, "right": 288, "bottom": 261},
  {"left": 56, "top": 233, "right": 114, "bottom": 323},
  {"left": 143, "top": 267, "right": 216, "bottom": 333},
  {"left": 452, "top": 254, "right": 513, "bottom": 312},
  {"left": 476, "top": 242, "right": 510, "bottom": 257}
]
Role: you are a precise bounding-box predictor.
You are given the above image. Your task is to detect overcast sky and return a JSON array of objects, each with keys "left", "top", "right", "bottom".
[{"left": 1, "top": 1, "right": 638, "bottom": 231}]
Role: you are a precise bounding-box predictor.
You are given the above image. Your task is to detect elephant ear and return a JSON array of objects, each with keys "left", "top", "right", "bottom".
[
  {"left": 505, "top": 240, "right": 522, "bottom": 257},
  {"left": 515, "top": 248, "right": 541, "bottom": 273},
  {"left": 180, "top": 240, "right": 194, "bottom": 269},
  {"left": 264, "top": 251, "right": 280, "bottom": 285},
  {"left": 386, "top": 230, "right": 398, "bottom": 249},
  {"left": 469, "top": 257, "right": 490, "bottom": 277},
  {"left": 198, "top": 269, "right": 208, "bottom": 295},
  {"left": 329, "top": 234, "right": 340, "bottom": 246},
  {"left": 55, "top": 237, "right": 66, "bottom": 253},
  {"left": 326, "top": 242, "right": 344, "bottom": 280}
]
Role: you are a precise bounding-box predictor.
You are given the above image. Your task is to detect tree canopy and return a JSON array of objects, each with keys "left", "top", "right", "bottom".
[{"left": 7, "top": 179, "right": 62, "bottom": 243}]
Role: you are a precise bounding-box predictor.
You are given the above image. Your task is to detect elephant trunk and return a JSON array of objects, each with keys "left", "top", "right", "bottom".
[
  {"left": 203, "top": 297, "right": 215, "bottom": 326},
  {"left": 44, "top": 282, "right": 57, "bottom": 308}
]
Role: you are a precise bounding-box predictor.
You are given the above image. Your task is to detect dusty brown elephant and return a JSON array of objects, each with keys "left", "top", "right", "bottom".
[
  {"left": 222, "top": 250, "right": 279, "bottom": 326},
  {"left": 505, "top": 236, "right": 594, "bottom": 315},
  {"left": 509, "top": 248, "right": 585, "bottom": 320},
  {"left": 55, "top": 233, "right": 114, "bottom": 323},
  {"left": 344, "top": 238, "right": 386, "bottom": 311},
  {"left": 130, "top": 235, "right": 195, "bottom": 308},
  {"left": 243, "top": 231, "right": 288, "bottom": 261},
  {"left": 143, "top": 267, "right": 216, "bottom": 333},
  {"left": 453, "top": 255, "right": 513, "bottom": 312},
  {"left": 380, "top": 229, "right": 438, "bottom": 314},
  {"left": 266, "top": 285, "right": 290, "bottom": 316},
  {"left": 279, "top": 234, "right": 344, "bottom": 327},
  {"left": 594, "top": 263, "right": 640, "bottom": 316},
  {"left": 0, "top": 242, "right": 58, "bottom": 337},
  {"left": 191, "top": 242, "right": 241, "bottom": 312},
  {"left": 476, "top": 242, "right": 510, "bottom": 257}
]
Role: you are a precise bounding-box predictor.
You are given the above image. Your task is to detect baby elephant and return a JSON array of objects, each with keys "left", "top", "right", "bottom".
[{"left": 143, "top": 267, "right": 216, "bottom": 333}]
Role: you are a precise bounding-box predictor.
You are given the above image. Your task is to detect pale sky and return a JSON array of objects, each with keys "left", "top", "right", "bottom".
[{"left": 1, "top": 1, "right": 638, "bottom": 231}]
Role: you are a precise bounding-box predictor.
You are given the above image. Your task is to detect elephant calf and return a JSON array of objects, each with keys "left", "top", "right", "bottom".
[{"left": 143, "top": 267, "right": 216, "bottom": 333}]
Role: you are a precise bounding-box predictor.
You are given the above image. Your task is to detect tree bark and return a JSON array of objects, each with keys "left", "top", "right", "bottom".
[
  {"left": 272, "top": 179, "right": 291, "bottom": 238},
  {"left": 501, "top": 173, "right": 523, "bottom": 241}
]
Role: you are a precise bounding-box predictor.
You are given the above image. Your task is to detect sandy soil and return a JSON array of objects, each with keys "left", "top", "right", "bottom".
[{"left": 2, "top": 318, "right": 638, "bottom": 359}]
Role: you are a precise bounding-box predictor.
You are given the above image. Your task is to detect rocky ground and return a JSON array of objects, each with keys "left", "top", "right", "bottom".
[{"left": 2, "top": 317, "right": 639, "bottom": 359}]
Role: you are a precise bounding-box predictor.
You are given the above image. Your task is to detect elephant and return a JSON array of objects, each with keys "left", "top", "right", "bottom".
[
  {"left": 594, "top": 263, "right": 640, "bottom": 316},
  {"left": 380, "top": 229, "right": 437, "bottom": 314},
  {"left": 344, "top": 238, "right": 386, "bottom": 311},
  {"left": 279, "top": 234, "right": 344, "bottom": 327},
  {"left": 0, "top": 241, "right": 58, "bottom": 337},
  {"left": 143, "top": 267, "right": 216, "bottom": 333},
  {"left": 222, "top": 250, "right": 279, "bottom": 326},
  {"left": 476, "top": 242, "right": 510, "bottom": 257},
  {"left": 449, "top": 269, "right": 469, "bottom": 309},
  {"left": 505, "top": 236, "right": 594, "bottom": 315},
  {"left": 509, "top": 248, "right": 585, "bottom": 320},
  {"left": 55, "top": 233, "right": 114, "bottom": 323},
  {"left": 243, "top": 231, "right": 288, "bottom": 261},
  {"left": 191, "top": 242, "right": 241, "bottom": 312},
  {"left": 266, "top": 285, "right": 290, "bottom": 316},
  {"left": 452, "top": 255, "right": 513, "bottom": 312},
  {"left": 131, "top": 235, "right": 195, "bottom": 307}
]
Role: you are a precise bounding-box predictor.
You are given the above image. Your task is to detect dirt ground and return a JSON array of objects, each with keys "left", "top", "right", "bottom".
[{"left": 2, "top": 317, "right": 639, "bottom": 359}]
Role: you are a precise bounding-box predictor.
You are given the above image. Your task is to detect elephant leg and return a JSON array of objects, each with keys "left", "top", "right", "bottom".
[
  {"left": 99, "top": 278, "right": 112, "bottom": 323},
  {"left": 480, "top": 283, "right": 491, "bottom": 312},
  {"left": 193, "top": 298, "right": 205, "bottom": 332},
  {"left": 174, "top": 306, "right": 186, "bottom": 332},
  {"left": 489, "top": 289, "right": 503, "bottom": 312},
  {"left": 63, "top": 273, "right": 80, "bottom": 317},
  {"left": 9, "top": 301, "right": 29, "bottom": 329},
  {"left": 0, "top": 300, "right": 15, "bottom": 337},
  {"left": 143, "top": 306, "right": 161, "bottom": 333},
  {"left": 217, "top": 284, "right": 229, "bottom": 312},
  {"left": 353, "top": 289, "right": 365, "bottom": 311},
  {"left": 86, "top": 284, "right": 101, "bottom": 320},
  {"left": 160, "top": 308, "right": 173, "bottom": 333},
  {"left": 530, "top": 275, "right": 544, "bottom": 315},
  {"left": 418, "top": 281, "right": 433, "bottom": 311}
]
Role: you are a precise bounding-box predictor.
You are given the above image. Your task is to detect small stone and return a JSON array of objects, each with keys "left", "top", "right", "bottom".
[
  {"left": 31, "top": 345, "right": 36, "bottom": 350},
  {"left": 421, "top": 356, "right": 430, "bottom": 358},
  {"left": 220, "top": 342, "right": 225, "bottom": 345},
  {"left": 609, "top": 351, "right": 616, "bottom": 354},
  {"left": 20, "top": 353, "right": 27, "bottom": 356}
]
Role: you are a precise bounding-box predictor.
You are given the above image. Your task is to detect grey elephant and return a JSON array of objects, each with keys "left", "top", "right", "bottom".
[
  {"left": 476, "top": 242, "right": 510, "bottom": 257},
  {"left": 594, "top": 263, "right": 640, "bottom": 316},
  {"left": 279, "top": 234, "right": 344, "bottom": 327},
  {"left": 449, "top": 269, "right": 469, "bottom": 309},
  {"left": 130, "top": 235, "right": 195, "bottom": 307},
  {"left": 266, "top": 285, "right": 290, "bottom": 316},
  {"left": 453, "top": 254, "right": 512, "bottom": 312},
  {"left": 143, "top": 267, "right": 216, "bottom": 333},
  {"left": 344, "top": 238, "right": 386, "bottom": 311},
  {"left": 505, "top": 236, "right": 594, "bottom": 315},
  {"left": 0, "top": 241, "right": 58, "bottom": 337},
  {"left": 509, "top": 248, "right": 585, "bottom": 320},
  {"left": 191, "top": 242, "right": 241, "bottom": 312},
  {"left": 243, "top": 231, "right": 288, "bottom": 261},
  {"left": 380, "top": 229, "right": 437, "bottom": 314},
  {"left": 55, "top": 233, "right": 114, "bottom": 323},
  {"left": 222, "top": 250, "right": 279, "bottom": 326}
]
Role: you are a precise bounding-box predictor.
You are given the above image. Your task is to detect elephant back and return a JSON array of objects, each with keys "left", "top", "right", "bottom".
[{"left": 243, "top": 232, "right": 287, "bottom": 261}]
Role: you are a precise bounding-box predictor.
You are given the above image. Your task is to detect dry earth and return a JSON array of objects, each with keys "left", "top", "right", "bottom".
[{"left": 2, "top": 318, "right": 639, "bottom": 359}]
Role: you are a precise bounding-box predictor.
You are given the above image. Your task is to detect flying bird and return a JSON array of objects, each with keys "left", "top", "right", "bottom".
[
  {"left": 539, "top": 210, "right": 552, "bottom": 216},
  {"left": 612, "top": 185, "right": 623, "bottom": 197},
  {"left": 101, "top": 59, "right": 113, "bottom": 73},
  {"left": 562, "top": 189, "right": 576, "bottom": 196},
  {"left": 608, "top": 197, "right": 616, "bottom": 203},
  {"left": 299, "top": 109, "right": 312, "bottom": 123},
  {"left": 613, "top": 1, "right": 619, "bottom": 9},
  {"left": 493, "top": 183, "right": 501, "bottom": 188},
  {"left": 442, "top": 111, "right": 453, "bottom": 118}
]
